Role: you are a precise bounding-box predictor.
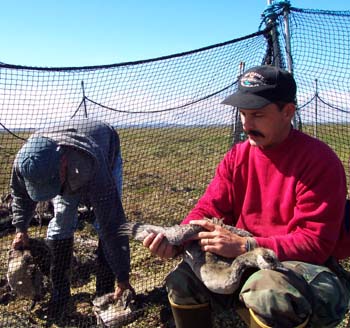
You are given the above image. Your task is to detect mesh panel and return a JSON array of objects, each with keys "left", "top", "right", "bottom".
[
  {"left": 285, "top": 8, "right": 350, "bottom": 181},
  {"left": 1, "top": 6, "right": 350, "bottom": 327}
]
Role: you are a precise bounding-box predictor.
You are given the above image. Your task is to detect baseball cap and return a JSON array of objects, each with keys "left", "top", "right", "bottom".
[
  {"left": 16, "top": 136, "right": 62, "bottom": 202},
  {"left": 222, "top": 65, "right": 296, "bottom": 109}
]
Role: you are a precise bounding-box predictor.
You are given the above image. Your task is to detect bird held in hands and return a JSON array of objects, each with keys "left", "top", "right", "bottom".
[
  {"left": 7, "top": 238, "right": 51, "bottom": 305},
  {"left": 118, "top": 218, "right": 284, "bottom": 294}
]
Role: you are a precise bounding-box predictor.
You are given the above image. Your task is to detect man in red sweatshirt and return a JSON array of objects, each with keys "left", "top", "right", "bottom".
[{"left": 143, "top": 65, "right": 350, "bottom": 327}]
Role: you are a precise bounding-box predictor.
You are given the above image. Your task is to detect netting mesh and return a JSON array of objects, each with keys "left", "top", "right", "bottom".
[
  {"left": 287, "top": 8, "right": 350, "bottom": 168},
  {"left": 0, "top": 5, "right": 350, "bottom": 327}
]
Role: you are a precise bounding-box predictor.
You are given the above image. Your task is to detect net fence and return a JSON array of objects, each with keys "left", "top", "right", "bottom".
[
  {"left": 0, "top": 4, "right": 349, "bottom": 327},
  {"left": 284, "top": 7, "right": 350, "bottom": 173}
]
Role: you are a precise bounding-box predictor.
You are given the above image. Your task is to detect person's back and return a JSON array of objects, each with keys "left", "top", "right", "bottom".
[{"left": 37, "top": 119, "right": 120, "bottom": 164}]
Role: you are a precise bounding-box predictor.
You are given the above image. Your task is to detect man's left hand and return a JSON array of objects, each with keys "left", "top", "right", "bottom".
[{"left": 189, "top": 219, "right": 247, "bottom": 258}]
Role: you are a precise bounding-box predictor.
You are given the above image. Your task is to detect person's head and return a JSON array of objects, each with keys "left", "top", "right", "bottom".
[
  {"left": 222, "top": 65, "right": 297, "bottom": 149},
  {"left": 15, "top": 136, "right": 64, "bottom": 202}
]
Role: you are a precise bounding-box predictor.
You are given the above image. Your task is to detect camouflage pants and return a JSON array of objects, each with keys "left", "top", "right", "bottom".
[{"left": 166, "top": 260, "right": 350, "bottom": 327}]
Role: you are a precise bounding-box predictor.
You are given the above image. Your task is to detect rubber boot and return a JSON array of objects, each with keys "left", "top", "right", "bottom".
[
  {"left": 247, "top": 308, "right": 309, "bottom": 328},
  {"left": 248, "top": 309, "right": 271, "bottom": 328},
  {"left": 169, "top": 299, "right": 212, "bottom": 328},
  {"left": 46, "top": 238, "right": 73, "bottom": 319},
  {"left": 95, "top": 240, "right": 115, "bottom": 296}
]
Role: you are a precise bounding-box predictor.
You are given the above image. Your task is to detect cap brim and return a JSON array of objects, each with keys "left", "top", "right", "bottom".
[
  {"left": 221, "top": 91, "right": 272, "bottom": 109},
  {"left": 24, "top": 175, "right": 61, "bottom": 202}
]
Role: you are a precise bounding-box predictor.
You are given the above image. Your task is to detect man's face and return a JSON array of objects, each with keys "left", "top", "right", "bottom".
[{"left": 239, "top": 103, "right": 295, "bottom": 149}]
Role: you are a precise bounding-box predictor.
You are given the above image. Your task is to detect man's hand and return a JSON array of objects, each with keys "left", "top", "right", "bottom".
[
  {"left": 142, "top": 232, "right": 179, "bottom": 259},
  {"left": 189, "top": 219, "right": 247, "bottom": 258},
  {"left": 114, "top": 280, "right": 135, "bottom": 301},
  {"left": 12, "top": 232, "right": 29, "bottom": 250}
]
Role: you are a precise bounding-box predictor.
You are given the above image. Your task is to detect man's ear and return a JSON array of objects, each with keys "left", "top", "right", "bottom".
[{"left": 283, "top": 103, "right": 296, "bottom": 120}]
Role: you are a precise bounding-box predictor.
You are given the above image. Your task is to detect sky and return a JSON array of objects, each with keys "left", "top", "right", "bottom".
[{"left": 1, "top": 0, "right": 350, "bottom": 67}]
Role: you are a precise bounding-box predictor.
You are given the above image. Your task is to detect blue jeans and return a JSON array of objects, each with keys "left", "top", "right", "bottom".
[{"left": 47, "top": 152, "right": 123, "bottom": 240}]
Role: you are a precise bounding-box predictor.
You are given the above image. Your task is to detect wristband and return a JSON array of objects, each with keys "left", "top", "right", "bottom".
[{"left": 245, "top": 237, "right": 257, "bottom": 252}]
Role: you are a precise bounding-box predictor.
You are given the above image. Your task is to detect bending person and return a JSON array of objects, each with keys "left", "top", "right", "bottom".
[{"left": 11, "top": 118, "right": 134, "bottom": 318}]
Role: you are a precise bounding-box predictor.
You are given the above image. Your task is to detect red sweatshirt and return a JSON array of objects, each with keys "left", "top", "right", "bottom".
[{"left": 182, "top": 129, "right": 346, "bottom": 264}]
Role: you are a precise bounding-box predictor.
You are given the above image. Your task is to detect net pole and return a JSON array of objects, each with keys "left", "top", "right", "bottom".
[
  {"left": 314, "top": 79, "right": 318, "bottom": 137},
  {"left": 233, "top": 62, "right": 246, "bottom": 145},
  {"left": 282, "top": 1, "right": 298, "bottom": 128},
  {"left": 283, "top": 2, "right": 293, "bottom": 74},
  {"left": 265, "top": 0, "right": 281, "bottom": 67}
]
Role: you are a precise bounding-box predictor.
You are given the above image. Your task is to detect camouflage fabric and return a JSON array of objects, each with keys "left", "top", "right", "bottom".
[{"left": 166, "top": 260, "right": 350, "bottom": 327}]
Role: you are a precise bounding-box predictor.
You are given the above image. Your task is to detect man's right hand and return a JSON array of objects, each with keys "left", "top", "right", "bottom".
[
  {"left": 12, "top": 232, "right": 29, "bottom": 250},
  {"left": 143, "top": 232, "right": 179, "bottom": 259}
]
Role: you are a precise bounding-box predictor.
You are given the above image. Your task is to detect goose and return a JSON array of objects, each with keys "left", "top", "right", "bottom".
[
  {"left": 118, "top": 218, "right": 284, "bottom": 294},
  {"left": 7, "top": 238, "right": 51, "bottom": 309}
]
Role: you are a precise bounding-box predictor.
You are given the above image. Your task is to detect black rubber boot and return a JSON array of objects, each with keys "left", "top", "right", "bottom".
[
  {"left": 95, "top": 240, "right": 116, "bottom": 297},
  {"left": 46, "top": 238, "right": 73, "bottom": 319},
  {"left": 170, "top": 302, "right": 212, "bottom": 328}
]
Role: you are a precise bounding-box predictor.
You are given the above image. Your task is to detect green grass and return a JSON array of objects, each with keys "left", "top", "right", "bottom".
[{"left": 1, "top": 124, "right": 350, "bottom": 327}]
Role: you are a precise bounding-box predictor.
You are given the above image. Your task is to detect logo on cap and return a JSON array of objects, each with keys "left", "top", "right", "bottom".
[{"left": 241, "top": 72, "right": 267, "bottom": 88}]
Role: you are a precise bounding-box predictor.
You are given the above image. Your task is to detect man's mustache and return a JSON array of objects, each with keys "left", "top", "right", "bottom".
[{"left": 245, "top": 130, "right": 265, "bottom": 138}]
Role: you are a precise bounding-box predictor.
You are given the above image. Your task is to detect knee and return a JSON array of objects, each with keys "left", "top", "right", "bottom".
[
  {"left": 165, "top": 265, "right": 194, "bottom": 301},
  {"left": 239, "top": 269, "right": 311, "bottom": 327},
  {"left": 165, "top": 262, "right": 209, "bottom": 306}
]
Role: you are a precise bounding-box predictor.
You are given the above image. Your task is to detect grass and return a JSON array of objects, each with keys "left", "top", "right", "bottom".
[{"left": 0, "top": 124, "right": 350, "bottom": 327}]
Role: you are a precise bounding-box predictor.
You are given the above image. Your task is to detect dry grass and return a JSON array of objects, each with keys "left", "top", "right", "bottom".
[{"left": 0, "top": 126, "right": 350, "bottom": 327}]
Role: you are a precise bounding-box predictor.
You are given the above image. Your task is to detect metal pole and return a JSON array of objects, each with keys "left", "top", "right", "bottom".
[
  {"left": 282, "top": 1, "right": 298, "bottom": 128},
  {"left": 233, "top": 62, "right": 246, "bottom": 144},
  {"left": 81, "top": 80, "right": 88, "bottom": 118},
  {"left": 314, "top": 79, "right": 318, "bottom": 137},
  {"left": 283, "top": 3, "right": 292, "bottom": 74},
  {"left": 265, "top": 0, "right": 280, "bottom": 68}
]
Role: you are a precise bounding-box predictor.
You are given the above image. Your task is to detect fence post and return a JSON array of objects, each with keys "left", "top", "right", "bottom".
[{"left": 232, "top": 62, "right": 246, "bottom": 145}]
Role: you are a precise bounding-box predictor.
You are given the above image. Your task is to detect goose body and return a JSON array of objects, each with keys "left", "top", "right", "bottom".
[
  {"left": 7, "top": 248, "right": 42, "bottom": 300},
  {"left": 7, "top": 238, "right": 51, "bottom": 303},
  {"left": 93, "top": 290, "right": 137, "bottom": 327},
  {"left": 118, "top": 219, "right": 284, "bottom": 294}
]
